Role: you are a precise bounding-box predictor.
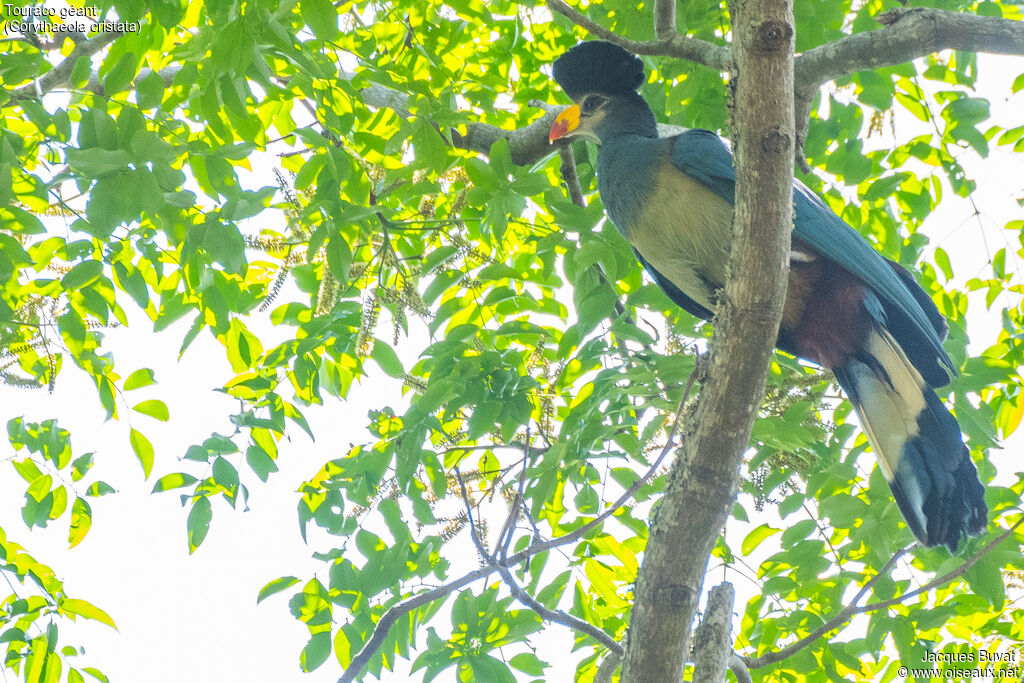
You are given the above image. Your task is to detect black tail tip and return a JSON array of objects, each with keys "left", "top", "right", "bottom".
[{"left": 891, "top": 439, "right": 987, "bottom": 552}]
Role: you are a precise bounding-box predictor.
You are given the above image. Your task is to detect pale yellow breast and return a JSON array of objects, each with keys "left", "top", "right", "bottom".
[{"left": 628, "top": 162, "right": 735, "bottom": 312}]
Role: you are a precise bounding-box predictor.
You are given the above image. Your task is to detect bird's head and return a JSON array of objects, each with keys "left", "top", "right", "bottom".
[
  {"left": 548, "top": 41, "right": 656, "bottom": 145},
  {"left": 548, "top": 94, "right": 610, "bottom": 144}
]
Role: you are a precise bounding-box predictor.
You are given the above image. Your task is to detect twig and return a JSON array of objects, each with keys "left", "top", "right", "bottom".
[
  {"left": 545, "top": 0, "right": 732, "bottom": 71},
  {"left": 742, "top": 516, "right": 1024, "bottom": 669},
  {"left": 557, "top": 146, "right": 586, "bottom": 208},
  {"left": 521, "top": 358, "right": 699, "bottom": 549},
  {"left": 493, "top": 547, "right": 624, "bottom": 654},
  {"left": 740, "top": 544, "right": 910, "bottom": 669},
  {"left": 527, "top": 98, "right": 561, "bottom": 113},
  {"left": 802, "top": 501, "right": 842, "bottom": 569},
  {"left": 337, "top": 563, "right": 495, "bottom": 683},
  {"left": 556, "top": 145, "right": 639, "bottom": 328},
  {"left": 443, "top": 442, "right": 540, "bottom": 457},
  {"left": 338, "top": 363, "right": 701, "bottom": 683},
  {"left": 858, "top": 517, "right": 1023, "bottom": 613},
  {"left": 456, "top": 467, "right": 623, "bottom": 654},
  {"left": 495, "top": 435, "right": 533, "bottom": 563},
  {"left": 520, "top": 496, "right": 543, "bottom": 541}
]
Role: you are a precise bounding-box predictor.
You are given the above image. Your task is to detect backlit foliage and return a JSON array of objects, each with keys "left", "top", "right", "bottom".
[{"left": 1, "top": 0, "right": 1023, "bottom": 680}]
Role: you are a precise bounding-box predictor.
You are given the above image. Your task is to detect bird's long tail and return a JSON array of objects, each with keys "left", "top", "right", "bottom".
[{"left": 832, "top": 326, "right": 987, "bottom": 551}]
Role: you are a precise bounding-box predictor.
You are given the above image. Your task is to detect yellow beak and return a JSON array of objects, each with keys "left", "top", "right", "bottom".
[{"left": 548, "top": 105, "right": 581, "bottom": 143}]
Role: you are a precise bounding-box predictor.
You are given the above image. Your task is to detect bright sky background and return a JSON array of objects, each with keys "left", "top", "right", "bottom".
[{"left": 0, "top": 49, "right": 1022, "bottom": 683}]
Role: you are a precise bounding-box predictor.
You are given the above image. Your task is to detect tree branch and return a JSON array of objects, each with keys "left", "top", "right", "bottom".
[
  {"left": 341, "top": 67, "right": 566, "bottom": 165},
  {"left": 451, "top": 112, "right": 567, "bottom": 166},
  {"left": 692, "top": 582, "right": 736, "bottom": 683},
  {"left": 253, "top": 8, "right": 1024, "bottom": 174},
  {"left": 654, "top": 0, "right": 676, "bottom": 41},
  {"left": 741, "top": 543, "right": 910, "bottom": 669},
  {"left": 5, "top": 30, "right": 124, "bottom": 104},
  {"left": 795, "top": 8, "right": 1024, "bottom": 94},
  {"left": 595, "top": 653, "right": 623, "bottom": 683},
  {"left": 338, "top": 367, "right": 700, "bottom": 683},
  {"left": 620, "top": 0, "right": 795, "bottom": 677},
  {"left": 742, "top": 515, "right": 1024, "bottom": 669},
  {"left": 857, "top": 516, "right": 1024, "bottom": 613},
  {"left": 729, "top": 654, "right": 754, "bottom": 683},
  {"left": 557, "top": 146, "right": 586, "bottom": 207},
  {"left": 337, "top": 563, "right": 496, "bottom": 683},
  {"left": 790, "top": 8, "right": 1024, "bottom": 161},
  {"left": 545, "top": 0, "right": 732, "bottom": 71},
  {"left": 536, "top": 5, "right": 1024, "bottom": 167},
  {"left": 505, "top": 361, "right": 698, "bottom": 560},
  {"left": 455, "top": 469, "right": 624, "bottom": 654}
]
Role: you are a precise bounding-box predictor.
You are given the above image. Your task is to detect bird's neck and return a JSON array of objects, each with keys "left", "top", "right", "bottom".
[{"left": 596, "top": 135, "right": 662, "bottom": 237}]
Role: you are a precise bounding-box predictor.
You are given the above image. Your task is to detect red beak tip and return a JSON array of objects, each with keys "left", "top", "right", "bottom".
[{"left": 549, "top": 123, "right": 567, "bottom": 144}]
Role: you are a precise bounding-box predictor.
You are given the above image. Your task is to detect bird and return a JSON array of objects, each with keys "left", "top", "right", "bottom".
[{"left": 547, "top": 40, "right": 987, "bottom": 551}]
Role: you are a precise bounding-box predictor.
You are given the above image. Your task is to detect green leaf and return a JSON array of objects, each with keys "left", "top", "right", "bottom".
[
  {"left": 187, "top": 496, "right": 213, "bottom": 553},
  {"left": 61, "top": 261, "right": 104, "bottom": 290},
  {"left": 129, "top": 428, "right": 154, "bottom": 478},
  {"left": 123, "top": 368, "right": 156, "bottom": 390},
  {"left": 325, "top": 233, "right": 351, "bottom": 284},
  {"left": 295, "top": 153, "right": 327, "bottom": 189},
  {"left": 509, "top": 653, "right": 547, "bottom": 675},
  {"left": 68, "top": 498, "right": 92, "bottom": 548},
  {"left": 300, "top": 0, "right": 338, "bottom": 40},
  {"left": 86, "top": 481, "right": 116, "bottom": 497},
  {"left": 371, "top": 340, "right": 404, "bottom": 378},
  {"left": 151, "top": 473, "right": 199, "bottom": 492},
  {"left": 934, "top": 247, "right": 953, "bottom": 280},
  {"left": 66, "top": 148, "right": 132, "bottom": 177},
  {"left": 246, "top": 444, "right": 278, "bottom": 482},
  {"left": 81, "top": 668, "right": 109, "bottom": 683},
  {"left": 132, "top": 399, "right": 170, "bottom": 422},
  {"left": 71, "top": 453, "right": 95, "bottom": 481},
  {"left": 257, "top": 576, "right": 299, "bottom": 603},
  {"left": 102, "top": 52, "right": 137, "bottom": 94},
  {"left": 466, "top": 654, "right": 516, "bottom": 683},
  {"left": 226, "top": 319, "right": 263, "bottom": 371},
  {"left": 0, "top": 627, "right": 26, "bottom": 644},
  {"left": 60, "top": 599, "right": 117, "bottom": 629},
  {"left": 300, "top": 632, "right": 332, "bottom": 672},
  {"left": 135, "top": 70, "right": 165, "bottom": 109},
  {"left": 212, "top": 456, "right": 239, "bottom": 489},
  {"left": 965, "top": 557, "right": 1005, "bottom": 608},
  {"left": 741, "top": 524, "right": 781, "bottom": 555}
]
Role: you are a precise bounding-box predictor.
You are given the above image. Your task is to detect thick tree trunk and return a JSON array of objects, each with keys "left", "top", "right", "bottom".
[{"left": 619, "top": 0, "right": 795, "bottom": 680}]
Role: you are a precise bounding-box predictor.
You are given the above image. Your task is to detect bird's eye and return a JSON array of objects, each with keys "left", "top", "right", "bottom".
[{"left": 581, "top": 95, "right": 606, "bottom": 113}]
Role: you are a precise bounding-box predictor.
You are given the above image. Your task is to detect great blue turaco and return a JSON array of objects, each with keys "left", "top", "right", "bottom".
[{"left": 547, "top": 40, "right": 987, "bottom": 551}]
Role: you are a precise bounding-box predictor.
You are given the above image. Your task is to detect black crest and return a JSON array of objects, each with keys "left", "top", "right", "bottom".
[{"left": 552, "top": 41, "right": 645, "bottom": 100}]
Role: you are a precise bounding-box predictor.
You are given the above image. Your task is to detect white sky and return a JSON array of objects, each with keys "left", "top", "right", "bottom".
[{"left": 0, "top": 49, "right": 1022, "bottom": 683}]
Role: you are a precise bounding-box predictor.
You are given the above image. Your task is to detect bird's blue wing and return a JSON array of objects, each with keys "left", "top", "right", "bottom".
[
  {"left": 790, "top": 181, "right": 954, "bottom": 378},
  {"left": 670, "top": 129, "right": 954, "bottom": 377},
  {"left": 669, "top": 129, "right": 737, "bottom": 205}
]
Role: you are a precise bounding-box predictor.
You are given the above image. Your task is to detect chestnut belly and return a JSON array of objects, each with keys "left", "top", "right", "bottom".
[{"left": 780, "top": 243, "right": 870, "bottom": 370}]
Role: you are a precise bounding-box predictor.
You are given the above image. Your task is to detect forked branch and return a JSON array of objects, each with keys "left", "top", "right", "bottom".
[
  {"left": 338, "top": 367, "right": 700, "bottom": 683},
  {"left": 742, "top": 516, "right": 1024, "bottom": 669}
]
